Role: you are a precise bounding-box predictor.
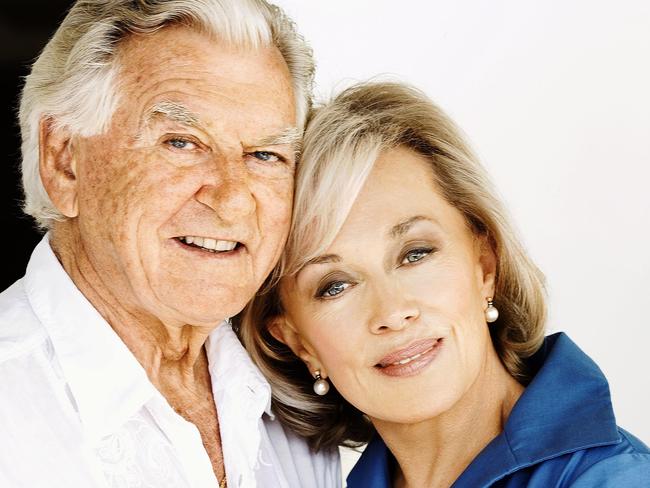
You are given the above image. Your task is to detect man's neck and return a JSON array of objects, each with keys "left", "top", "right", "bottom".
[
  {"left": 373, "top": 346, "right": 524, "bottom": 488},
  {"left": 49, "top": 224, "right": 214, "bottom": 389},
  {"left": 50, "top": 224, "right": 226, "bottom": 483}
]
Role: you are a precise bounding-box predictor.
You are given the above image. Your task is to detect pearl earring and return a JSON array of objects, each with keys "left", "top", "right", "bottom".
[
  {"left": 313, "top": 370, "right": 330, "bottom": 396},
  {"left": 485, "top": 297, "right": 499, "bottom": 323}
]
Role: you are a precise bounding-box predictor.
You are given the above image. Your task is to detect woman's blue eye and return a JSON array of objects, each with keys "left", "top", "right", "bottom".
[
  {"left": 252, "top": 151, "right": 281, "bottom": 163},
  {"left": 402, "top": 248, "right": 432, "bottom": 264},
  {"left": 319, "top": 281, "right": 349, "bottom": 298}
]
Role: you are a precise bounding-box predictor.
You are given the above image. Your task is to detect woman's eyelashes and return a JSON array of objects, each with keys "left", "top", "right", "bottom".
[
  {"left": 316, "top": 280, "right": 351, "bottom": 299},
  {"left": 312, "top": 246, "right": 436, "bottom": 300},
  {"left": 400, "top": 246, "right": 435, "bottom": 265},
  {"left": 314, "top": 273, "right": 357, "bottom": 300}
]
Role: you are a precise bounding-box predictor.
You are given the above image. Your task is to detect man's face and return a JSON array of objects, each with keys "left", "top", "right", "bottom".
[{"left": 69, "top": 27, "right": 297, "bottom": 326}]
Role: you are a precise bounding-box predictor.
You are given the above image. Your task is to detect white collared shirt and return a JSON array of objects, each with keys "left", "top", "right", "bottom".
[{"left": 0, "top": 236, "right": 340, "bottom": 488}]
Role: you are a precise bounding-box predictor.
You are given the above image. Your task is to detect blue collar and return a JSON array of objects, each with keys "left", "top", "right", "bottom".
[{"left": 347, "top": 333, "right": 621, "bottom": 487}]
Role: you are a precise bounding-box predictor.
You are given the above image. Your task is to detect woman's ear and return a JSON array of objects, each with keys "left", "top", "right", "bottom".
[
  {"left": 477, "top": 233, "right": 497, "bottom": 298},
  {"left": 39, "top": 117, "right": 79, "bottom": 218},
  {"left": 268, "top": 315, "right": 326, "bottom": 377}
]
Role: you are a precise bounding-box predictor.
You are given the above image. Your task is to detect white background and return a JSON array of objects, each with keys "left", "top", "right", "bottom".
[{"left": 274, "top": 0, "right": 650, "bottom": 477}]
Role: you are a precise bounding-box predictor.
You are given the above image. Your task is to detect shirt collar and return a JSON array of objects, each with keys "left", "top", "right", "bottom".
[
  {"left": 25, "top": 233, "right": 274, "bottom": 479},
  {"left": 24, "top": 234, "right": 158, "bottom": 443},
  {"left": 346, "top": 435, "right": 392, "bottom": 488},
  {"left": 455, "top": 332, "right": 620, "bottom": 486},
  {"left": 205, "top": 320, "right": 273, "bottom": 419},
  {"left": 204, "top": 320, "right": 273, "bottom": 487},
  {"left": 347, "top": 332, "right": 621, "bottom": 488}
]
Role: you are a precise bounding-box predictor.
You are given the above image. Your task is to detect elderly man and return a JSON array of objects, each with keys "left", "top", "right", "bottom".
[{"left": 0, "top": 1, "right": 339, "bottom": 487}]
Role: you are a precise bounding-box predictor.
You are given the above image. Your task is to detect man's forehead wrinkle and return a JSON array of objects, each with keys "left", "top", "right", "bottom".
[
  {"left": 131, "top": 85, "right": 238, "bottom": 136},
  {"left": 117, "top": 57, "right": 295, "bottom": 148},
  {"left": 119, "top": 48, "right": 281, "bottom": 101},
  {"left": 121, "top": 68, "right": 238, "bottom": 113},
  {"left": 135, "top": 82, "right": 281, "bottom": 120}
]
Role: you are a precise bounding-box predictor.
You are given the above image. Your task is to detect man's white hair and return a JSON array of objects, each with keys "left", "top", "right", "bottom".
[{"left": 19, "top": 0, "right": 315, "bottom": 229}]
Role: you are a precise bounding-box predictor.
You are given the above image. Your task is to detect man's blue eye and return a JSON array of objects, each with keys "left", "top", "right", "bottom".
[
  {"left": 167, "top": 138, "right": 196, "bottom": 150},
  {"left": 320, "top": 281, "right": 349, "bottom": 298},
  {"left": 253, "top": 151, "right": 281, "bottom": 163}
]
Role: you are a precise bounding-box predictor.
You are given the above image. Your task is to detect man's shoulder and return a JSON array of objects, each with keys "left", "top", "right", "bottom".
[{"left": 0, "top": 277, "right": 47, "bottom": 364}]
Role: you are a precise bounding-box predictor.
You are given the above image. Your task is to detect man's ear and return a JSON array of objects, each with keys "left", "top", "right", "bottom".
[
  {"left": 268, "top": 315, "right": 325, "bottom": 376},
  {"left": 477, "top": 233, "right": 497, "bottom": 298},
  {"left": 39, "top": 117, "right": 79, "bottom": 218}
]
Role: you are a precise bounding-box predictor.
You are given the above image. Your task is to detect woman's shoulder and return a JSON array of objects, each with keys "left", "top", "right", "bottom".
[
  {"left": 618, "top": 428, "right": 650, "bottom": 454},
  {"left": 561, "top": 428, "right": 650, "bottom": 486},
  {"left": 493, "top": 428, "right": 650, "bottom": 488}
]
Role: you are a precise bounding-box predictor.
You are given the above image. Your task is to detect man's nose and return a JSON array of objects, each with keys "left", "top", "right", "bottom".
[
  {"left": 195, "top": 157, "right": 256, "bottom": 222},
  {"left": 368, "top": 280, "right": 420, "bottom": 334}
]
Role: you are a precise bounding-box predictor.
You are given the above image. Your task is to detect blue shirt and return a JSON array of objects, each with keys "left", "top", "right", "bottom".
[{"left": 347, "top": 333, "right": 650, "bottom": 487}]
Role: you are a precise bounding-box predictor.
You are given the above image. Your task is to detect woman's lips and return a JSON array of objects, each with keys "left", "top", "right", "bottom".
[{"left": 375, "top": 338, "right": 443, "bottom": 377}]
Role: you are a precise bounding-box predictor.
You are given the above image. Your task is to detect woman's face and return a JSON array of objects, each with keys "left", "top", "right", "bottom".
[{"left": 277, "top": 146, "right": 497, "bottom": 424}]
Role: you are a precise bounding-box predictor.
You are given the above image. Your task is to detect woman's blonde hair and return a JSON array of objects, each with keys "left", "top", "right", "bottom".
[{"left": 237, "top": 81, "right": 547, "bottom": 451}]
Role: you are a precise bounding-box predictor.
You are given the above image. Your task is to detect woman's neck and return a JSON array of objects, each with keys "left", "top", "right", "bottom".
[{"left": 372, "top": 346, "right": 524, "bottom": 488}]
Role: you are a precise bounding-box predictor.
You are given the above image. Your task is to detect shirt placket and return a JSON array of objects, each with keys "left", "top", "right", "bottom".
[{"left": 146, "top": 393, "right": 220, "bottom": 488}]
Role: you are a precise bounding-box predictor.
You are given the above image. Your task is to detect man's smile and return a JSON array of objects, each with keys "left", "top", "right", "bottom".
[
  {"left": 174, "top": 235, "right": 245, "bottom": 256},
  {"left": 177, "top": 235, "right": 240, "bottom": 252}
]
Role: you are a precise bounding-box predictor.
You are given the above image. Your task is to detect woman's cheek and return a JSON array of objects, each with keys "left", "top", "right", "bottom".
[{"left": 313, "top": 313, "right": 363, "bottom": 367}]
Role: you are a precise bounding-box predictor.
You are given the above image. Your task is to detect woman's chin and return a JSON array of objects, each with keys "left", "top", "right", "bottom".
[{"left": 364, "top": 391, "right": 460, "bottom": 426}]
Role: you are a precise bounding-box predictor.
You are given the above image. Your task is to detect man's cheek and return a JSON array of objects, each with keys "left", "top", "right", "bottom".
[{"left": 268, "top": 193, "right": 294, "bottom": 227}]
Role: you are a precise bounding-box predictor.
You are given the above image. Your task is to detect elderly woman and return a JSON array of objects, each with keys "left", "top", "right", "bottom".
[{"left": 238, "top": 82, "right": 650, "bottom": 487}]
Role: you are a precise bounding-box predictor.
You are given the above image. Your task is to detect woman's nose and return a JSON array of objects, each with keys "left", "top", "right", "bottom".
[{"left": 368, "top": 281, "right": 420, "bottom": 334}]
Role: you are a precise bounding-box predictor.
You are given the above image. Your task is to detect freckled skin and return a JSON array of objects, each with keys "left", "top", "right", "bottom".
[
  {"left": 45, "top": 26, "right": 297, "bottom": 482},
  {"left": 72, "top": 27, "right": 296, "bottom": 327}
]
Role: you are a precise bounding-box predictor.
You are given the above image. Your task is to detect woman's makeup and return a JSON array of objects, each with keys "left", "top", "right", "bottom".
[{"left": 374, "top": 338, "right": 444, "bottom": 377}]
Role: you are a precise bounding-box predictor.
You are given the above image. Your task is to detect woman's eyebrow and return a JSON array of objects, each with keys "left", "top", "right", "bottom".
[
  {"left": 295, "top": 254, "right": 341, "bottom": 281},
  {"left": 297, "top": 217, "right": 437, "bottom": 278},
  {"left": 389, "top": 215, "right": 435, "bottom": 239},
  {"left": 305, "top": 254, "right": 341, "bottom": 266}
]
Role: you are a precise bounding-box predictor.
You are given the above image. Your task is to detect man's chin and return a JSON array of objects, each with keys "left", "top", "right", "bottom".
[
  {"left": 148, "top": 276, "right": 255, "bottom": 318},
  {"left": 162, "top": 296, "right": 251, "bottom": 327}
]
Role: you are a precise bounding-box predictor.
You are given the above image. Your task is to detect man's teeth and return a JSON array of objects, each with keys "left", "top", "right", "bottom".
[
  {"left": 179, "top": 236, "right": 238, "bottom": 252},
  {"left": 390, "top": 346, "right": 434, "bottom": 366}
]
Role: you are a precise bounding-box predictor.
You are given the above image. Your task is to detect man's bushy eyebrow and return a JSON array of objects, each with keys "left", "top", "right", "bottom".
[
  {"left": 145, "top": 100, "right": 200, "bottom": 127},
  {"left": 251, "top": 126, "right": 303, "bottom": 153}
]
